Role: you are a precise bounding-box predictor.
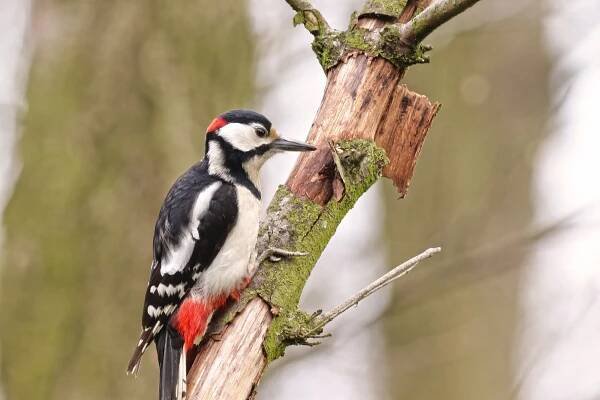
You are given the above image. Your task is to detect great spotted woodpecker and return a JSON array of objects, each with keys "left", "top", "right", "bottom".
[{"left": 127, "top": 109, "right": 315, "bottom": 400}]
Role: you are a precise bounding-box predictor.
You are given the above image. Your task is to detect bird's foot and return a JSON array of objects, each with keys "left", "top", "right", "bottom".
[
  {"left": 230, "top": 276, "right": 252, "bottom": 302},
  {"left": 230, "top": 289, "right": 242, "bottom": 302}
]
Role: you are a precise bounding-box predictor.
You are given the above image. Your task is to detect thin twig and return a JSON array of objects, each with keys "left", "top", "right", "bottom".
[
  {"left": 283, "top": 0, "right": 331, "bottom": 35},
  {"left": 400, "top": 0, "right": 484, "bottom": 44},
  {"left": 311, "top": 247, "right": 441, "bottom": 333}
]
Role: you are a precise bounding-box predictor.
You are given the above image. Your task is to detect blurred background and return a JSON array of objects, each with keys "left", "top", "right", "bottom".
[{"left": 1, "top": 1, "right": 599, "bottom": 399}]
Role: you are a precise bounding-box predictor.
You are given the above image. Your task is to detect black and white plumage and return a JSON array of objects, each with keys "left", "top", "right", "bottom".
[{"left": 127, "top": 109, "right": 315, "bottom": 400}]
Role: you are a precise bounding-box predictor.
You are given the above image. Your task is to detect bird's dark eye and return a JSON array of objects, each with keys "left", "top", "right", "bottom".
[{"left": 255, "top": 127, "right": 268, "bottom": 137}]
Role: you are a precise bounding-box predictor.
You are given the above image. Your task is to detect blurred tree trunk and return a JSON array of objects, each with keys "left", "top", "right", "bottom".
[
  {"left": 0, "top": 1, "right": 256, "bottom": 399},
  {"left": 381, "top": 3, "right": 549, "bottom": 399}
]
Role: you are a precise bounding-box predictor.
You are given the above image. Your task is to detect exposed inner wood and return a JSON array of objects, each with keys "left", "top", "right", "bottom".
[
  {"left": 187, "top": 299, "right": 271, "bottom": 400},
  {"left": 286, "top": 17, "right": 439, "bottom": 203},
  {"left": 286, "top": 60, "right": 439, "bottom": 202}
]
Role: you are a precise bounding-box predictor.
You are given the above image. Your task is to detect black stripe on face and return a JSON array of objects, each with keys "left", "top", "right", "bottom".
[
  {"left": 206, "top": 136, "right": 262, "bottom": 199},
  {"left": 243, "top": 143, "right": 272, "bottom": 159}
]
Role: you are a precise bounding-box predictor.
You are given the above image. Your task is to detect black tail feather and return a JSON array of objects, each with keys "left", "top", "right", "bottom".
[
  {"left": 156, "top": 326, "right": 185, "bottom": 400},
  {"left": 127, "top": 328, "right": 153, "bottom": 375}
]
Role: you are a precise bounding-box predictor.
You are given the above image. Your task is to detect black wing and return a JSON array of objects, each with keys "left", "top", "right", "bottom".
[{"left": 127, "top": 160, "right": 238, "bottom": 373}]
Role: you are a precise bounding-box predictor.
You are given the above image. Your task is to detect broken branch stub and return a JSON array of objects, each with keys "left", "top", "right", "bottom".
[
  {"left": 377, "top": 85, "right": 440, "bottom": 196},
  {"left": 286, "top": 61, "right": 439, "bottom": 202}
]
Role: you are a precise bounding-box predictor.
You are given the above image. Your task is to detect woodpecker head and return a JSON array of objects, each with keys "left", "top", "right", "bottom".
[{"left": 204, "top": 109, "right": 316, "bottom": 185}]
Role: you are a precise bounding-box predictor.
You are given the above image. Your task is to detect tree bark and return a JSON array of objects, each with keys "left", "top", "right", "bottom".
[
  {"left": 187, "top": 300, "right": 270, "bottom": 400},
  {"left": 187, "top": 42, "right": 438, "bottom": 400},
  {"left": 186, "top": 0, "right": 485, "bottom": 398}
]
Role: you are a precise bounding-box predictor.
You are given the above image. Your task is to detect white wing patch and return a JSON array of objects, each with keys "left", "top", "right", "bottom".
[
  {"left": 190, "top": 182, "right": 221, "bottom": 240},
  {"left": 147, "top": 304, "right": 178, "bottom": 318},
  {"left": 149, "top": 283, "right": 186, "bottom": 297},
  {"left": 147, "top": 305, "right": 162, "bottom": 318},
  {"left": 156, "top": 283, "right": 185, "bottom": 296},
  {"left": 160, "top": 181, "right": 221, "bottom": 275}
]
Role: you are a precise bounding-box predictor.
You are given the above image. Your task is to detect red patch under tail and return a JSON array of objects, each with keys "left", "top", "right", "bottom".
[{"left": 173, "top": 295, "right": 228, "bottom": 350}]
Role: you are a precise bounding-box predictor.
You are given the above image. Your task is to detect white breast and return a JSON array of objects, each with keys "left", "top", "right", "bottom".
[{"left": 196, "top": 185, "right": 260, "bottom": 297}]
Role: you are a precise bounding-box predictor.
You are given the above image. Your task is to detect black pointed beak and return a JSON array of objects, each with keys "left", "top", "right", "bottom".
[{"left": 270, "top": 138, "right": 316, "bottom": 152}]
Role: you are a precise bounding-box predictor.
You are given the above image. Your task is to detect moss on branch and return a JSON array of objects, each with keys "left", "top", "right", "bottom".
[
  {"left": 287, "top": 0, "right": 331, "bottom": 36},
  {"left": 288, "top": 0, "right": 482, "bottom": 71},
  {"left": 310, "top": 21, "right": 431, "bottom": 71},
  {"left": 360, "top": 0, "right": 408, "bottom": 19},
  {"left": 250, "top": 139, "right": 388, "bottom": 361}
]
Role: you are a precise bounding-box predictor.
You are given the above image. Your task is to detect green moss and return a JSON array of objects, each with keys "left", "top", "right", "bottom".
[
  {"left": 293, "top": 10, "right": 320, "bottom": 34},
  {"left": 360, "top": 0, "right": 407, "bottom": 19},
  {"left": 255, "top": 140, "right": 388, "bottom": 361},
  {"left": 311, "top": 23, "right": 431, "bottom": 72},
  {"left": 311, "top": 31, "right": 346, "bottom": 71},
  {"left": 344, "top": 27, "right": 377, "bottom": 53},
  {"left": 293, "top": 8, "right": 331, "bottom": 36},
  {"left": 380, "top": 25, "right": 431, "bottom": 66}
]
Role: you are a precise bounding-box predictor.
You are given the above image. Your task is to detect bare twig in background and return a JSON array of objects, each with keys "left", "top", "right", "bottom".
[
  {"left": 399, "top": 0, "right": 483, "bottom": 44},
  {"left": 315, "top": 247, "right": 441, "bottom": 332},
  {"left": 271, "top": 247, "right": 443, "bottom": 368},
  {"left": 284, "top": 0, "right": 331, "bottom": 35},
  {"left": 282, "top": 248, "right": 442, "bottom": 346}
]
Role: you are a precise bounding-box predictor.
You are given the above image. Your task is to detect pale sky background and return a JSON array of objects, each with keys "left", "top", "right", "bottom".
[
  {"left": 0, "top": 0, "right": 30, "bottom": 251},
  {"left": 518, "top": 1, "right": 600, "bottom": 399},
  {"left": 0, "top": 3, "right": 32, "bottom": 398},
  {"left": 1, "top": 1, "right": 600, "bottom": 399}
]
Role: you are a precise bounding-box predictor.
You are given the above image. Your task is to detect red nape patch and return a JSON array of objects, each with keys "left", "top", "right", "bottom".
[
  {"left": 174, "top": 295, "right": 228, "bottom": 350},
  {"left": 206, "top": 117, "right": 227, "bottom": 133}
]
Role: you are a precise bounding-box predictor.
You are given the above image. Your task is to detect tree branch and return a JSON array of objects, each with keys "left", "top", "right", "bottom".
[
  {"left": 400, "top": 0, "right": 484, "bottom": 44},
  {"left": 284, "top": 0, "right": 331, "bottom": 35},
  {"left": 285, "top": 247, "right": 442, "bottom": 344},
  {"left": 318, "top": 247, "right": 441, "bottom": 328}
]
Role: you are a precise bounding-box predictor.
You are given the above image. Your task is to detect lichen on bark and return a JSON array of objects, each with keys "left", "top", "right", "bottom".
[
  {"left": 250, "top": 139, "right": 389, "bottom": 361},
  {"left": 309, "top": 20, "right": 431, "bottom": 71},
  {"left": 360, "top": 0, "right": 408, "bottom": 19}
]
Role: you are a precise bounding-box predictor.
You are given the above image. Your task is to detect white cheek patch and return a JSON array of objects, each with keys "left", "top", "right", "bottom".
[{"left": 219, "top": 123, "right": 271, "bottom": 152}]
